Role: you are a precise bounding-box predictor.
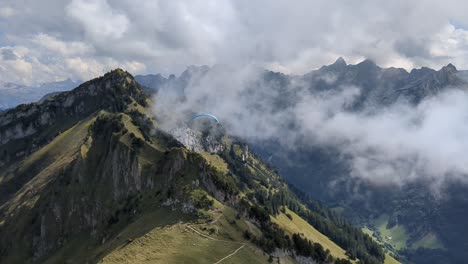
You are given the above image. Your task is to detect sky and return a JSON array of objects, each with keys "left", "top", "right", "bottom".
[
  {"left": 1, "top": 0, "right": 468, "bottom": 84},
  {"left": 1, "top": 0, "right": 468, "bottom": 191}
]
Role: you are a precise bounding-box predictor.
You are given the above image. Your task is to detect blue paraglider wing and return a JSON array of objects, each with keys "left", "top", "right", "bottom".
[{"left": 190, "top": 113, "right": 220, "bottom": 123}]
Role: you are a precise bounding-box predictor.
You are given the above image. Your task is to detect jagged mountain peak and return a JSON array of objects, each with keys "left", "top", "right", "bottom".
[
  {"left": 85, "top": 68, "right": 141, "bottom": 92},
  {"left": 356, "top": 58, "right": 379, "bottom": 68},
  {"left": 101, "top": 68, "right": 138, "bottom": 86},
  {"left": 105, "top": 67, "right": 131, "bottom": 77},
  {"left": 440, "top": 63, "right": 458, "bottom": 73},
  {"left": 316, "top": 57, "right": 348, "bottom": 73},
  {"left": 73, "top": 68, "right": 146, "bottom": 104},
  {"left": 333, "top": 56, "right": 347, "bottom": 66},
  {"left": 182, "top": 65, "right": 211, "bottom": 77},
  {"left": 74, "top": 68, "right": 135, "bottom": 89}
]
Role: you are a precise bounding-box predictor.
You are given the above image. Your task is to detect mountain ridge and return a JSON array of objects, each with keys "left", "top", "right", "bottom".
[
  {"left": 0, "top": 59, "right": 465, "bottom": 112},
  {"left": 137, "top": 59, "right": 468, "bottom": 110},
  {"left": 0, "top": 69, "right": 389, "bottom": 264}
]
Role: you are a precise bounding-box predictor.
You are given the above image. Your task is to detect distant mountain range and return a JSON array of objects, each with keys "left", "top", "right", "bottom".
[
  {"left": 135, "top": 59, "right": 468, "bottom": 108},
  {"left": 3, "top": 60, "right": 467, "bottom": 112},
  {"left": 0, "top": 79, "right": 82, "bottom": 110},
  {"left": 134, "top": 59, "right": 468, "bottom": 264}
]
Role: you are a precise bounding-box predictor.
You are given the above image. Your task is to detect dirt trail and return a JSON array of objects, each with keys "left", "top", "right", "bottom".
[
  {"left": 213, "top": 244, "right": 245, "bottom": 264},
  {"left": 187, "top": 216, "right": 246, "bottom": 264}
]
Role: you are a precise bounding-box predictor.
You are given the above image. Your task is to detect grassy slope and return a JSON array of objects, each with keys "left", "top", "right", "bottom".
[
  {"left": 97, "top": 205, "right": 274, "bottom": 264},
  {"left": 45, "top": 207, "right": 188, "bottom": 264},
  {"left": 0, "top": 115, "right": 98, "bottom": 263},
  {"left": 102, "top": 224, "right": 243, "bottom": 264},
  {"left": 273, "top": 207, "right": 348, "bottom": 260},
  {"left": 0, "top": 115, "right": 96, "bottom": 216},
  {"left": 384, "top": 255, "right": 400, "bottom": 264},
  {"left": 0, "top": 113, "right": 95, "bottom": 184}
]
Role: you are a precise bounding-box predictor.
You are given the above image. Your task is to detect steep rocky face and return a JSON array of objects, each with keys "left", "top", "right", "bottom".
[
  {"left": 170, "top": 127, "right": 224, "bottom": 153},
  {"left": 0, "top": 69, "right": 146, "bottom": 169},
  {"left": 0, "top": 68, "right": 149, "bottom": 219}
]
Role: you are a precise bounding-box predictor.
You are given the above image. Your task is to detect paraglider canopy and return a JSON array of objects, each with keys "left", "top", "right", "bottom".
[{"left": 189, "top": 113, "right": 220, "bottom": 124}]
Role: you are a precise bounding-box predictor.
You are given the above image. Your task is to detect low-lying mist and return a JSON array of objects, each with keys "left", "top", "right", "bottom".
[{"left": 152, "top": 65, "right": 468, "bottom": 192}]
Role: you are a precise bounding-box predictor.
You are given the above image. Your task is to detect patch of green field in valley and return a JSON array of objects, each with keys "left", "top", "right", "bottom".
[
  {"left": 411, "top": 232, "right": 444, "bottom": 250},
  {"left": 361, "top": 226, "right": 400, "bottom": 264},
  {"left": 372, "top": 214, "right": 408, "bottom": 250}
]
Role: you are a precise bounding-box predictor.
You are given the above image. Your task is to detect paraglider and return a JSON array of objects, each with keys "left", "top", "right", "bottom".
[{"left": 189, "top": 113, "right": 220, "bottom": 124}]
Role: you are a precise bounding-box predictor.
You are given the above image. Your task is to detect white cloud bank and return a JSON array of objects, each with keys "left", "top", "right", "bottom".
[
  {"left": 153, "top": 66, "right": 468, "bottom": 191},
  {"left": 1, "top": 0, "right": 468, "bottom": 83}
]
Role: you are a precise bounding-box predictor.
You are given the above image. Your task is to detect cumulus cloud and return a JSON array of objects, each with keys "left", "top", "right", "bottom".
[
  {"left": 295, "top": 88, "right": 468, "bottom": 190},
  {"left": 0, "top": 46, "right": 33, "bottom": 84},
  {"left": 32, "top": 33, "right": 94, "bottom": 56},
  {"left": 66, "top": 0, "right": 129, "bottom": 39},
  {"left": 1, "top": 0, "right": 468, "bottom": 83},
  {"left": 0, "top": 6, "right": 15, "bottom": 18},
  {"left": 1, "top": 48, "right": 17, "bottom": 60}
]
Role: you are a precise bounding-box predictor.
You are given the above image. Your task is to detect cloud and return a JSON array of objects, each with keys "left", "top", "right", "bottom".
[
  {"left": 66, "top": 0, "right": 129, "bottom": 39},
  {"left": 0, "top": 6, "right": 15, "bottom": 18},
  {"left": 0, "top": 37, "right": 147, "bottom": 85},
  {"left": 3, "top": 2, "right": 468, "bottom": 189},
  {"left": 0, "top": 46, "right": 33, "bottom": 84},
  {"left": 294, "top": 88, "right": 468, "bottom": 190},
  {"left": 152, "top": 65, "right": 468, "bottom": 192},
  {"left": 1, "top": 48, "right": 17, "bottom": 60},
  {"left": 1, "top": 0, "right": 468, "bottom": 83},
  {"left": 32, "top": 33, "right": 94, "bottom": 56},
  {"left": 1, "top": 0, "right": 468, "bottom": 192}
]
